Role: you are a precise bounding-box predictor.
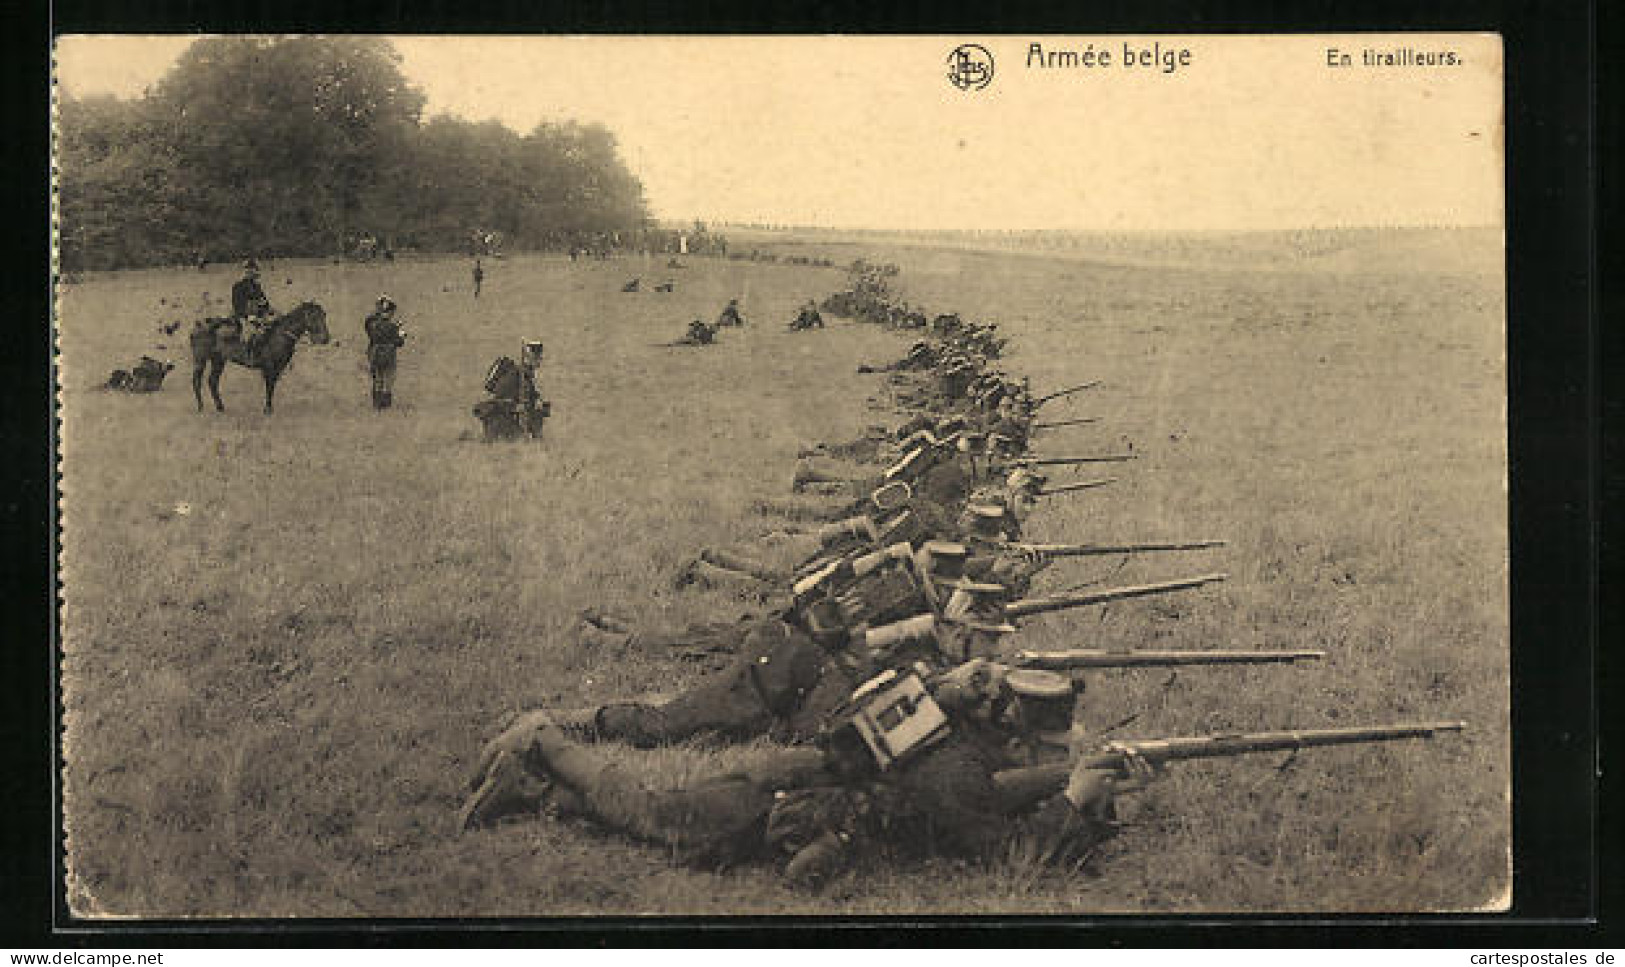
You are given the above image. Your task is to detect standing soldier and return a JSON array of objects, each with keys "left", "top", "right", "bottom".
[
  {"left": 518, "top": 340, "right": 549, "bottom": 438},
  {"left": 472, "top": 259, "right": 484, "bottom": 299},
  {"left": 363, "top": 295, "right": 407, "bottom": 410}
]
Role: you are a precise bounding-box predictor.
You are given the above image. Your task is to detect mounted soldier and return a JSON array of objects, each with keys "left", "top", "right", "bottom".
[{"left": 229, "top": 260, "right": 274, "bottom": 361}]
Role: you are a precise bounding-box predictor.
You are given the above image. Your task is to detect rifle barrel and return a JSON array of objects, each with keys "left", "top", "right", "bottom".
[
  {"left": 1035, "top": 478, "right": 1118, "bottom": 497},
  {"left": 991, "top": 722, "right": 1466, "bottom": 804},
  {"left": 1033, "top": 381, "right": 1101, "bottom": 406},
  {"left": 1016, "top": 454, "right": 1136, "bottom": 466},
  {"left": 1032, "top": 417, "right": 1101, "bottom": 430},
  {"left": 1003, "top": 573, "right": 1228, "bottom": 619},
  {"left": 1011, "top": 539, "right": 1226, "bottom": 557},
  {"left": 1009, "top": 648, "right": 1323, "bottom": 670}
]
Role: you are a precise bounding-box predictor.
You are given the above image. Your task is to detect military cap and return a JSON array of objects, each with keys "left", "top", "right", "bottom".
[
  {"left": 961, "top": 503, "right": 1010, "bottom": 539},
  {"left": 1006, "top": 668, "right": 1073, "bottom": 700},
  {"left": 1005, "top": 669, "right": 1077, "bottom": 745},
  {"left": 956, "top": 431, "right": 989, "bottom": 454}
]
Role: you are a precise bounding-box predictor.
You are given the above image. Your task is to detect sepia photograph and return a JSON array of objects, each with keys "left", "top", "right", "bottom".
[{"left": 53, "top": 33, "right": 1509, "bottom": 918}]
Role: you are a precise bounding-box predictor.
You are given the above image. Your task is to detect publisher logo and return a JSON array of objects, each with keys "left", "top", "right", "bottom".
[{"left": 947, "top": 44, "right": 995, "bottom": 91}]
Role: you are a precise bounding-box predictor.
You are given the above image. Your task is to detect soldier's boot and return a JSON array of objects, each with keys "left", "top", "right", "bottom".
[
  {"left": 699, "top": 547, "right": 787, "bottom": 584},
  {"left": 678, "top": 558, "right": 768, "bottom": 592},
  {"left": 519, "top": 714, "right": 681, "bottom": 843},
  {"left": 784, "top": 831, "right": 852, "bottom": 890},
  {"left": 551, "top": 707, "right": 601, "bottom": 738},
  {"left": 380, "top": 391, "right": 393, "bottom": 409},
  {"left": 458, "top": 750, "right": 547, "bottom": 830},
  {"left": 793, "top": 463, "right": 856, "bottom": 493}
]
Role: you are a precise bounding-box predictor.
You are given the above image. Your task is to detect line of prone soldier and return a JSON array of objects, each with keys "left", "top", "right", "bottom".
[{"left": 458, "top": 270, "right": 1463, "bottom": 889}]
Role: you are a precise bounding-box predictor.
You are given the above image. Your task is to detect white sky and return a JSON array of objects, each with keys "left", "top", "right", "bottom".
[{"left": 55, "top": 34, "right": 1503, "bottom": 230}]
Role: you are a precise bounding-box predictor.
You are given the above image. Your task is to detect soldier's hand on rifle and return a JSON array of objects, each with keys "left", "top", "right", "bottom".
[
  {"left": 1110, "top": 745, "right": 1164, "bottom": 793},
  {"left": 1018, "top": 548, "right": 1051, "bottom": 570}
]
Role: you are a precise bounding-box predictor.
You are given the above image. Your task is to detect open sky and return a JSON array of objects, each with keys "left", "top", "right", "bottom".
[{"left": 55, "top": 34, "right": 1503, "bottom": 231}]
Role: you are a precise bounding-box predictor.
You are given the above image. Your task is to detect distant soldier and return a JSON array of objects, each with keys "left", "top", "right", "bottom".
[
  {"left": 363, "top": 295, "right": 407, "bottom": 410},
  {"left": 474, "top": 341, "right": 550, "bottom": 441},
  {"left": 230, "top": 260, "right": 273, "bottom": 358},
  {"left": 680, "top": 319, "right": 718, "bottom": 346},
  {"left": 106, "top": 356, "right": 174, "bottom": 393},
  {"left": 472, "top": 259, "right": 484, "bottom": 299},
  {"left": 789, "top": 300, "right": 825, "bottom": 332},
  {"left": 622, "top": 278, "right": 641, "bottom": 293},
  {"left": 717, "top": 299, "right": 746, "bottom": 328}
]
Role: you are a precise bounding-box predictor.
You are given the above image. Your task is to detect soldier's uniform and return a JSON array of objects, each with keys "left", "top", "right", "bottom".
[
  {"left": 229, "top": 260, "right": 273, "bottom": 358},
  {"left": 461, "top": 679, "right": 1125, "bottom": 885},
  {"left": 363, "top": 295, "right": 406, "bottom": 409},
  {"left": 127, "top": 356, "right": 174, "bottom": 393},
  {"left": 580, "top": 617, "right": 850, "bottom": 747}
]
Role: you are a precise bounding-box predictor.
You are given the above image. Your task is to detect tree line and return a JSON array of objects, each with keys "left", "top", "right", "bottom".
[{"left": 56, "top": 37, "right": 651, "bottom": 272}]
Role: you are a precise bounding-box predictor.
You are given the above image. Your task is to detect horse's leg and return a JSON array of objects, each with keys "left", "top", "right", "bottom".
[
  {"left": 192, "top": 358, "right": 206, "bottom": 412},
  {"left": 208, "top": 358, "right": 225, "bottom": 412},
  {"left": 263, "top": 367, "right": 279, "bottom": 414}
]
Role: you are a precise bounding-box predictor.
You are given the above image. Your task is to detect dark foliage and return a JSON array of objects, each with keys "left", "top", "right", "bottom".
[{"left": 57, "top": 38, "right": 651, "bottom": 271}]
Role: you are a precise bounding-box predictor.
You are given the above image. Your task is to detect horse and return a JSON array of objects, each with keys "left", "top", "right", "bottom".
[{"left": 190, "top": 302, "right": 330, "bottom": 414}]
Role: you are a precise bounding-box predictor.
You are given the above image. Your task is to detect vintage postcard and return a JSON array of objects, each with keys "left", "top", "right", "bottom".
[{"left": 54, "top": 34, "right": 1507, "bottom": 917}]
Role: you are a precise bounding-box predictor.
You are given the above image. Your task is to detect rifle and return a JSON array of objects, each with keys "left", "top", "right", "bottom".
[
  {"left": 1031, "top": 417, "right": 1101, "bottom": 430},
  {"left": 1006, "top": 647, "right": 1322, "bottom": 671},
  {"left": 1032, "top": 381, "right": 1101, "bottom": 407},
  {"left": 1012, "top": 454, "right": 1136, "bottom": 467},
  {"left": 1035, "top": 478, "right": 1118, "bottom": 497},
  {"left": 1002, "top": 573, "right": 1227, "bottom": 620},
  {"left": 990, "top": 722, "right": 1467, "bottom": 808},
  {"left": 1006, "top": 539, "right": 1226, "bottom": 557}
]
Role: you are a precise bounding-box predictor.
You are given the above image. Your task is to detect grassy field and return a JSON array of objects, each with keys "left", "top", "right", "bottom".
[{"left": 58, "top": 230, "right": 1508, "bottom": 916}]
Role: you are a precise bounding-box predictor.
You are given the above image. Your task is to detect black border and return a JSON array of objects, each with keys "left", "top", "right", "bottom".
[{"left": 10, "top": 0, "right": 1610, "bottom": 947}]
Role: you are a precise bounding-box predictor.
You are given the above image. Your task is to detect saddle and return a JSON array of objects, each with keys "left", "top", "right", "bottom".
[{"left": 196, "top": 316, "right": 268, "bottom": 363}]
